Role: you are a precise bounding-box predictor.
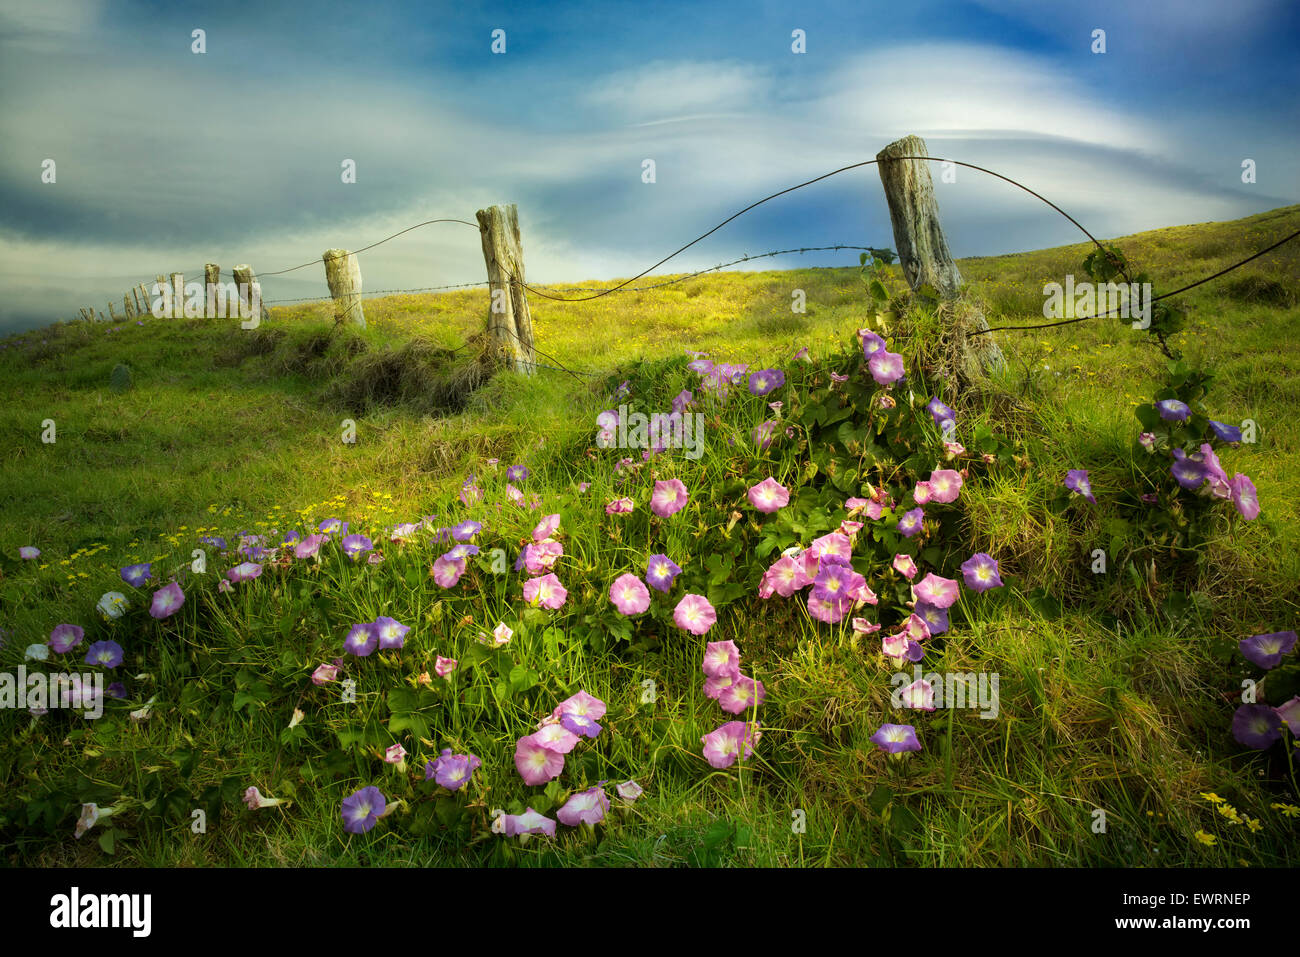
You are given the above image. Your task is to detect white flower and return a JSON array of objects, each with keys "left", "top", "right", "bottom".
[
  {"left": 24, "top": 643, "right": 49, "bottom": 662},
  {"left": 97, "top": 591, "right": 129, "bottom": 620}
]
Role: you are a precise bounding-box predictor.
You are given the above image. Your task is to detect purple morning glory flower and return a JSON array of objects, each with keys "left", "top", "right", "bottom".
[
  {"left": 1209, "top": 420, "right": 1242, "bottom": 443},
  {"left": 1170, "top": 450, "right": 1206, "bottom": 490},
  {"left": 1155, "top": 399, "right": 1191, "bottom": 422},
  {"left": 560, "top": 711, "right": 602, "bottom": 738},
  {"left": 85, "top": 640, "right": 124, "bottom": 668},
  {"left": 120, "top": 563, "right": 152, "bottom": 588},
  {"left": 425, "top": 749, "right": 482, "bottom": 791},
  {"left": 927, "top": 396, "right": 956, "bottom": 430},
  {"left": 672, "top": 390, "right": 693, "bottom": 414},
  {"left": 960, "top": 552, "right": 1003, "bottom": 593},
  {"left": 860, "top": 331, "right": 887, "bottom": 359},
  {"left": 226, "top": 562, "right": 262, "bottom": 584},
  {"left": 344, "top": 623, "right": 378, "bottom": 657},
  {"left": 1231, "top": 704, "right": 1283, "bottom": 750},
  {"left": 373, "top": 617, "right": 409, "bottom": 650},
  {"left": 19, "top": 546, "right": 40, "bottom": 560},
  {"left": 341, "top": 534, "right": 373, "bottom": 559},
  {"left": 1239, "top": 630, "right": 1297, "bottom": 670},
  {"left": 645, "top": 553, "right": 682, "bottom": 593},
  {"left": 896, "top": 507, "right": 924, "bottom": 537},
  {"left": 913, "top": 600, "right": 949, "bottom": 636},
  {"left": 748, "top": 369, "right": 785, "bottom": 396},
  {"left": 282, "top": 530, "right": 301, "bottom": 545},
  {"left": 107, "top": 682, "right": 127, "bottom": 699},
  {"left": 452, "top": 520, "right": 482, "bottom": 541},
  {"left": 318, "top": 518, "right": 348, "bottom": 535},
  {"left": 870, "top": 723, "right": 921, "bottom": 754},
  {"left": 506, "top": 464, "right": 529, "bottom": 482},
  {"left": 49, "top": 624, "right": 85, "bottom": 653},
  {"left": 868, "top": 350, "right": 906, "bottom": 385},
  {"left": 341, "top": 786, "right": 386, "bottom": 834},
  {"left": 199, "top": 536, "right": 227, "bottom": 550},
  {"left": 1064, "top": 469, "right": 1096, "bottom": 504}
]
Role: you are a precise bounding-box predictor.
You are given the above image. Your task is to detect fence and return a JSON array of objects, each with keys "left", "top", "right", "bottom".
[{"left": 68, "top": 134, "right": 1300, "bottom": 383}]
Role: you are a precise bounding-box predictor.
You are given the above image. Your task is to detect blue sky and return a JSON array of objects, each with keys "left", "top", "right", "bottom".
[{"left": 1, "top": 0, "right": 1296, "bottom": 333}]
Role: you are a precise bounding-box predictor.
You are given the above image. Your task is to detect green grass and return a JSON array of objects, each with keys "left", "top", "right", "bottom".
[{"left": 1, "top": 205, "right": 1298, "bottom": 867}]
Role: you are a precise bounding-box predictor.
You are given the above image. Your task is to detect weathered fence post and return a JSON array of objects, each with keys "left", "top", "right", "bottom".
[
  {"left": 108, "top": 300, "right": 120, "bottom": 322},
  {"left": 876, "top": 134, "right": 1004, "bottom": 382},
  {"left": 168, "top": 272, "right": 184, "bottom": 319},
  {"left": 476, "top": 203, "right": 535, "bottom": 375},
  {"left": 123, "top": 294, "right": 134, "bottom": 319},
  {"left": 139, "top": 283, "right": 151, "bottom": 315},
  {"left": 231, "top": 264, "right": 268, "bottom": 325},
  {"left": 204, "top": 263, "right": 220, "bottom": 318},
  {"left": 322, "top": 249, "right": 365, "bottom": 328}
]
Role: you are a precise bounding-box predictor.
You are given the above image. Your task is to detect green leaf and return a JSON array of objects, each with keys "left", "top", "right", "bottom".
[{"left": 98, "top": 828, "right": 116, "bottom": 855}]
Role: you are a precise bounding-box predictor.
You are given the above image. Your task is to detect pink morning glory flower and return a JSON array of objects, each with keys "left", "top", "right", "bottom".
[
  {"left": 605, "top": 496, "right": 634, "bottom": 514},
  {"left": 752, "top": 419, "right": 779, "bottom": 450},
  {"left": 645, "top": 553, "right": 682, "bottom": 592},
  {"left": 434, "top": 656, "right": 457, "bottom": 678},
  {"left": 961, "top": 553, "right": 1003, "bottom": 592},
  {"left": 1138, "top": 431, "right": 1156, "bottom": 452},
  {"left": 489, "top": 621, "right": 513, "bottom": 646},
  {"left": 557, "top": 786, "right": 610, "bottom": 827},
  {"left": 896, "top": 507, "right": 924, "bottom": 537},
  {"left": 533, "top": 722, "right": 581, "bottom": 753},
  {"left": 459, "top": 484, "right": 482, "bottom": 505},
  {"left": 1229, "top": 473, "right": 1259, "bottom": 520},
  {"left": 672, "top": 389, "right": 693, "bottom": 414},
  {"left": 344, "top": 623, "right": 378, "bottom": 656},
  {"left": 384, "top": 743, "right": 407, "bottom": 765},
  {"left": 748, "top": 477, "right": 790, "bottom": 513},
  {"left": 432, "top": 554, "right": 466, "bottom": 588},
  {"left": 813, "top": 563, "right": 865, "bottom": 603},
  {"left": 426, "top": 749, "right": 481, "bottom": 790},
  {"left": 899, "top": 678, "right": 936, "bottom": 710},
  {"left": 868, "top": 350, "right": 906, "bottom": 385},
  {"left": 341, "top": 786, "right": 385, "bottom": 834},
  {"left": 870, "top": 723, "right": 921, "bottom": 754},
  {"left": 48, "top": 624, "right": 85, "bottom": 654},
  {"left": 913, "top": 572, "right": 960, "bottom": 609},
  {"left": 149, "top": 582, "right": 185, "bottom": 619},
  {"left": 704, "top": 672, "right": 735, "bottom": 700},
  {"left": 650, "top": 479, "right": 689, "bottom": 518},
  {"left": 810, "top": 532, "right": 853, "bottom": 565},
  {"left": 226, "top": 562, "right": 262, "bottom": 584},
  {"left": 502, "top": 808, "right": 556, "bottom": 838},
  {"left": 1239, "top": 630, "right": 1296, "bottom": 670},
  {"left": 19, "top": 546, "right": 40, "bottom": 560},
  {"left": 554, "top": 690, "right": 607, "bottom": 723},
  {"left": 673, "top": 593, "right": 717, "bottom": 635},
  {"left": 913, "top": 480, "right": 933, "bottom": 505},
  {"left": 807, "top": 593, "right": 853, "bottom": 624},
  {"left": 1275, "top": 697, "right": 1300, "bottom": 735},
  {"left": 927, "top": 469, "right": 963, "bottom": 504},
  {"left": 701, "top": 720, "right": 761, "bottom": 769},
  {"left": 893, "top": 553, "right": 919, "bottom": 579},
  {"left": 718, "top": 675, "right": 766, "bottom": 715},
  {"left": 616, "top": 780, "right": 644, "bottom": 802},
  {"left": 515, "top": 732, "right": 566, "bottom": 785},
  {"left": 533, "top": 514, "right": 561, "bottom": 541},
  {"left": 84, "top": 640, "right": 124, "bottom": 668},
  {"left": 120, "top": 562, "right": 152, "bottom": 587},
  {"left": 882, "top": 631, "right": 924, "bottom": 664},
  {"left": 852, "top": 617, "right": 881, "bottom": 634},
  {"left": 294, "top": 534, "right": 328, "bottom": 559},
  {"left": 702, "top": 640, "right": 741, "bottom": 679},
  {"left": 1064, "top": 469, "right": 1096, "bottom": 504},
  {"left": 312, "top": 663, "right": 340, "bottom": 685},
  {"left": 523, "top": 573, "right": 568, "bottom": 609},
  {"left": 610, "top": 573, "right": 651, "bottom": 615},
  {"left": 761, "top": 555, "right": 809, "bottom": 598},
  {"left": 373, "top": 617, "right": 409, "bottom": 650}
]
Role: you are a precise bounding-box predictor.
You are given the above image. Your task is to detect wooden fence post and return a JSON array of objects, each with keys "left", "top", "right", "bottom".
[
  {"left": 476, "top": 203, "right": 535, "bottom": 375},
  {"left": 876, "top": 134, "right": 1005, "bottom": 383},
  {"left": 123, "top": 294, "right": 134, "bottom": 319},
  {"left": 231, "top": 264, "right": 268, "bottom": 325},
  {"left": 322, "top": 249, "right": 365, "bottom": 328},
  {"left": 204, "top": 263, "right": 220, "bottom": 318}
]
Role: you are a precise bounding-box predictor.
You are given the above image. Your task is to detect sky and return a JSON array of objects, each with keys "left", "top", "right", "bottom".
[{"left": 1, "top": 0, "right": 1297, "bottom": 334}]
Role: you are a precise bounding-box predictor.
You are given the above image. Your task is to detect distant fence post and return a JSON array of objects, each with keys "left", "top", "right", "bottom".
[
  {"left": 155, "top": 275, "right": 167, "bottom": 317},
  {"left": 231, "top": 264, "right": 268, "bottom": 325},
  {"left": 123, "top": 294, "right": 134, "bottom": 319},
  {"left": 322, "top": 249, "right": 365, "bottom": 329},
  {"left": 204, "top": 263, "right": 220, "bottom": 318},
  {"left": 476, "top": 203, "right": 535, "bottom": 375},
  {"left": 876, "top": 134, "right": 1005, "bottom": 382},
  {"left": 169, "top": 272, "right": 184, "bottom": 319}
]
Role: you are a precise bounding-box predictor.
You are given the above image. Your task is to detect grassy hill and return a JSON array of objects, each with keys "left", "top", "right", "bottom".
[{"left": 1, "top": 205, "right": 1297, "bottom": 866}]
